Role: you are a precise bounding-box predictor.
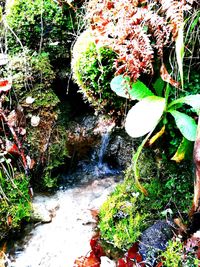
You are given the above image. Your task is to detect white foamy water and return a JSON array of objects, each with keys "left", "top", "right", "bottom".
[{"left": 8, "top": 176, "right": 120, "bottom": 267}]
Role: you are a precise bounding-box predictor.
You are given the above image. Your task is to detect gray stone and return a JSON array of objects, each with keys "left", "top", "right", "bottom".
[
  {"left": 105, "top": 128, "right": 134, "bottom": 168},
  {"left": 139, "top": 220, "right": 176, "bottom": 266},
  {"left": 31, "top": 196, "right": 60, "bottom": 223}
]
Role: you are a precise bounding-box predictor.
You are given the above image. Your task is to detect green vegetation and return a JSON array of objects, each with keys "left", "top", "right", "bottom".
[
  {"left": 0, "top": 159, "right": 31, "bottom": 240},
  {"left": 6, "top": 0, "right": 76, "bottom": 60},
  {"left": 0, "top": 0, "right": 199, "bottom": 262},
  {"left": 0, "top": 0, "right": 77, "bottom": 238},
  {"left": 161, "top": 239, "right": 199, "bottom": 267},
  {"left": 99, "top": 154, "right": 193, "bottom": 249},
  {"left": 1, "top": 0, "right": 79, "bottom": 190},
  {"left": 72, "top": 30, "right": 127, "bottom": 115}
]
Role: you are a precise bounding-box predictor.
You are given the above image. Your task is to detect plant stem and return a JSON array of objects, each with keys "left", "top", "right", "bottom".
[{"left": 193, "top": 112, "right": 200, "bottom": 212}]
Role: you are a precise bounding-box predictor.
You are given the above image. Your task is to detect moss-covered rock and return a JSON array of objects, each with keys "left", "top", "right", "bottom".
[
  {"left": 4, "top": 48, "right": 69, "bottom": 189},
  {"left": 72, "top": 30, "right": 127, "bottom": 115},
  {"left": 98, "top": 153, "right": 193, "bottom": 250}
]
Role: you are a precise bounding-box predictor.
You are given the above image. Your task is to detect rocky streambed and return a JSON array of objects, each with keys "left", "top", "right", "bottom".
[{"left": 7, "top": 173, "right": 122, "bottom": 267}]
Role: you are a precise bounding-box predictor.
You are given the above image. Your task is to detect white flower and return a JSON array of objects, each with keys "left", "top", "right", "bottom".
[
  {"left": 26, "top": 96, "right": 35, "bottom": 104},
  {"left": 31, "top": 115, "right": 40, "bottom": 127},
  {"left": 132, "top": 192, "right": 140, "bottom": 198}
]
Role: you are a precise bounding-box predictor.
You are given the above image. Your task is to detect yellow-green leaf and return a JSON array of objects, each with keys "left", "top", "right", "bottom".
[
  {"left": 171, "top": 137, "right": 193, "bottom": 163},
  {"left": 149, "top": 125, "right": 165, "bottom": 146}
]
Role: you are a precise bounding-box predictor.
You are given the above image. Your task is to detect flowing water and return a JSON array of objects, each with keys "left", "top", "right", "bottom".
[{"left": 6, "top": 132, "right": 122, "bottom": 267}]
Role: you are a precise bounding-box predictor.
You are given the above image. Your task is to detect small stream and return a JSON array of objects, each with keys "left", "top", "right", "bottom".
[{"left": 6, "top": 132, "right": 122, "bottom": 267}]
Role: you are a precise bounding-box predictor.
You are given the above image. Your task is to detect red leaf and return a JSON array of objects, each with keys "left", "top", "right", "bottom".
[
  {"left": 0, "top": 80, "right": 9, "bottom": 86},
  {"left": 160, "top": 64, "right": 180, "bottom": 88},
  {"left": 6, "top": 140, "right": 20, "bottom": 156},
  {"left": 117, "top": 258, "right": 127, "bottom": 267},
  {"left": 156, "top": 262, "right": 163, "bottom": 267},
  {"left": 107, "top": 1, "right": 114, "bottom": 9},
  {"left": 127, "top": 242, "right": 139, "bottom": 258},
  {"left": 74, "top": 252, "right": 100, "bottom": 267},
  {"left": 0, "top": 79, "right": 12, "bottom": 93},
  {"left": 134, "top": 253, "right": 143, "bottom": 262},
  {"left": 126, "top": 258, "right": 134, "bottom": 267},
  {"left": 90, "top": 233, "right": 105, "bottom": 258},
  {"left": 74, "top": 256, "right": 87, "bottom": 267},
  {"left": 90, "top": 235, "right": 99, "bottom": 251}
]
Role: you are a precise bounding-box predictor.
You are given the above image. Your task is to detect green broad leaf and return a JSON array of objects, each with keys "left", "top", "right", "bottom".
[
  {"left": 110, "top": 75, "right": 154, "bottom": 100},
  {"left": 175, "top": 24, "right": 184, "bottom": 89},
  {"left": 169, "top": 110, "right": 197, "bottom": 141},
  {"left": 168, "top": 94, "right": 200, "bottom": 113},
  {"left": 125, "top": 96, "right": 165, "bottom": 138},
  {"left": 152, "top": 77, "right": 165, "bottom": 96},
  {"left": 130, "top": 80, "right": 154, "bottom": 100},
  {"left": 171, "top": 137, "right": 193, "bottom": 163},
  {"left": 110, "top": 75, "right": 130, "bottom": 98}
]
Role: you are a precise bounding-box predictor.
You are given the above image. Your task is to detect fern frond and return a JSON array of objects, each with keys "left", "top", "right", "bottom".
[
  {"left": 159, "top": 0, "right": 192, "bottom": 39},
  {"left": 145, "top": 10, "right": 171, "bottom": 58}
]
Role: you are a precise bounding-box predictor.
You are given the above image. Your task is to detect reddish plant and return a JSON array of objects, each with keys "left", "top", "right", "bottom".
[
  {"left": 86, "top": 0, "right": 193, "bottom": 81},
  {"left": 73, "top": 233, "right": 105, "bottom": 267},
  {"left": 117, "top": 243, "right": 145, "bottom": 267}
]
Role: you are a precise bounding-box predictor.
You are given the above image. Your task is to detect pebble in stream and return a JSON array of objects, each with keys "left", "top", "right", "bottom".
[{"left": 7, "top": 176, "right": 120, "bottom": 267}]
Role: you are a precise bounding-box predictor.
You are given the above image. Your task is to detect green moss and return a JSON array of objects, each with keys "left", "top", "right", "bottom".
[
  {"left": 6, "top": 0, "right": 77, "bottom": 60},
  {"left": 72, "top": 30, "right": 126, "bottom": 115},
  {"left": 161, "top": 239, "right": 199, "bottom": 267},
  {"left": 99, "top": 155, "right": 193, "bottom": 250},
  {"left": 0, "top": 166, "right": 31, "bottom": 240},
  {"left": 42, "top": 124, "right": 68, "bottom": 188},
  {"left": 7, "top": 50, "right": 55, "bottom": 96},
  {"left": 99, "top": 181, "right": 147, "bottom": 250}
]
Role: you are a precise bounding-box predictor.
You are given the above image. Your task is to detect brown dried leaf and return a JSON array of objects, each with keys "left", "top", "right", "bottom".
[{"left": 160, "top": 63, "right": 180, "bottom": 88}]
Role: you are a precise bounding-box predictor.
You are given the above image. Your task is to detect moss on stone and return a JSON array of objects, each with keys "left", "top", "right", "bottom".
[
  {"left": 72, "top": 29, "right": 127, "bottom": 115},
  {"left": 98, "top": 151, "right": 193, "bottom": 250}
]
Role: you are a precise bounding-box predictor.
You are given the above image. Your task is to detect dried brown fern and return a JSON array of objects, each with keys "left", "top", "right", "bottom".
[
  {"left": 86, "top": 0, "right": 196, "bottom": 82},
  {"left": 159, "top": 0, "right": 193, "bottom": 38}
]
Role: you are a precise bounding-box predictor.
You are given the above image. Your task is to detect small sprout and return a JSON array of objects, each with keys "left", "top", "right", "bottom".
[{"left": 161, "top": 208, "right": 173, "bottom": 217}]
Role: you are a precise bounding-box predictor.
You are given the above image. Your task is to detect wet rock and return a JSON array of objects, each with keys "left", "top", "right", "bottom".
[
  {"left": 66, "top": 114, "right": 136, "bottom": 170},
  {"left": 105, "top": 128, "right": 135, "bottom": 168},
  {"left": 139, "top": 220, "right": 176, "bottom": 266},
  {"left": 66, "top": 115, "right": 101, "bottom": 165},
  {"left": 31, "top": 196, "right": 60, "bottom": 223}
]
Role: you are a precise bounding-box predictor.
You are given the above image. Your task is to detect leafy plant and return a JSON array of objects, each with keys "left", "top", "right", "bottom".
[
  {"left": 111, "top": 75, "right": 200, "bottom": 192},
  {"left": 86, "top": 0, "right": 196, "bottom": 83}
]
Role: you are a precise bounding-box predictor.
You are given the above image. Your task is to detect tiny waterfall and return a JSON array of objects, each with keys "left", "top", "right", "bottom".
[
  {"left": 93, "top": 130, "right": 118, "bottom": 177},
  {"left": 77, "top": 126, "right": 119, "bottom": 179},
  {"left": 97, "top": 132, "right": 110, "bottom": 168}
]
